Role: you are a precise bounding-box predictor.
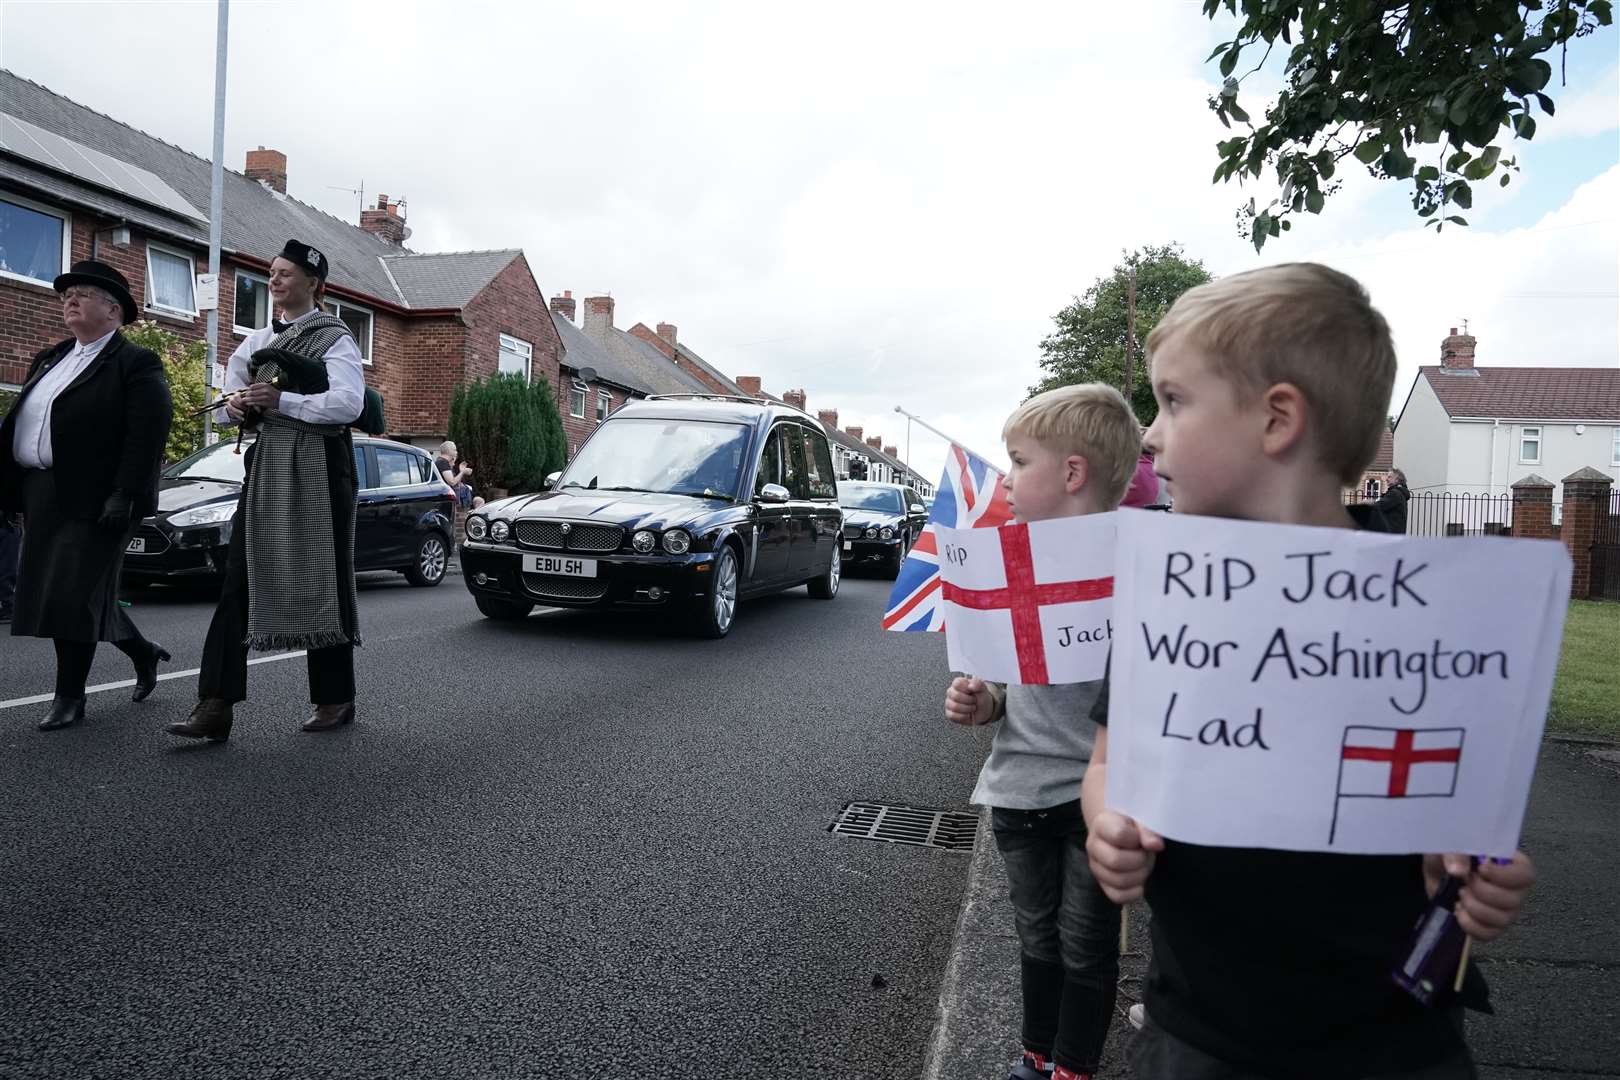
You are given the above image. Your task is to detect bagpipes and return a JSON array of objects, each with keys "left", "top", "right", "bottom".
[{"left": 189, "top": 348, "right": 387, "bottom": 450}]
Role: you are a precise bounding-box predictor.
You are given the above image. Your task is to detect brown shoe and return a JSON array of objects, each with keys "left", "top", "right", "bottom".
[
  {"left": 167, "top": 699, "right": 233, "bottom": 741},
  {"left": 302, "top": 702, "right": 355, "bottom": 733}
]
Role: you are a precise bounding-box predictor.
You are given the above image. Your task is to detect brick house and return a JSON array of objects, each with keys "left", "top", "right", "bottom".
[
  {"left": 0, "top": 70, "right": 562, "bottom": 451},
  {"left": 627, "top": 320, "right": 753, "bottom": 397}
]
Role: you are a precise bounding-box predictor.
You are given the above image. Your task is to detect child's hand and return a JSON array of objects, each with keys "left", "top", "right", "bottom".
[
  {"left": 1424, "top": 851, "right": 1537, "bottom": 942},
  {"left": 944, "top": 677, "right": 993, "bottom": 726},
  {"left": 1087, "top": 810, "right": 1165, "bottom": 903}
]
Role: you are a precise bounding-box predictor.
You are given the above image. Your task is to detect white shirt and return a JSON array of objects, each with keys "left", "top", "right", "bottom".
[
  {"left": 11, "top": 329, "right": 117, "bottom": 469},
  {"left": 215, "top": 307, "right": 365, "bottom": 426}
]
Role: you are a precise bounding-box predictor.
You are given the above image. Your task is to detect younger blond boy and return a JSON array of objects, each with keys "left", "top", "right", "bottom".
[
  {"left": 1083, "top": 264, "right": 1536, "bottom": 1079},
  {"left": 944, "top": 383, "right": 1141, "bottom": 1080}
]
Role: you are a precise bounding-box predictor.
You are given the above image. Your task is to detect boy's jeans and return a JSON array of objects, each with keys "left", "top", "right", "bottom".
[{"left": 993, "top": 800, "right": 1121, "bottom": 1073}]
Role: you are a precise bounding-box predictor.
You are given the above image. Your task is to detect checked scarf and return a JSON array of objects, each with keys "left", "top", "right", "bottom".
[{"left": 242, "top": 313, "right": 361, "bottom": 651}]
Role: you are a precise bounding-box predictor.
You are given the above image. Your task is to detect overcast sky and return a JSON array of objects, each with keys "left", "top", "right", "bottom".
[{"left": 3, "top": 1, "right": 1615, "bottom": 480}]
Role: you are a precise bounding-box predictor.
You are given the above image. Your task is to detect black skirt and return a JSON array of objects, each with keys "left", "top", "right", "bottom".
[{"left": 9, "top": 468, "right": 141, "bottom": 644}]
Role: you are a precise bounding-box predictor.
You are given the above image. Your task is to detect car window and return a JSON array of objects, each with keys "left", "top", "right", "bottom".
[
  {"left": 376, "top": 447, "right": 420, "bottom": 488},
  {"left": 801, "top": 428, "right": 836, "bottom": 500},
  {"left": 560, "top": 418, "right": 749, "bottom": 499},
  {"left": 836, "top": 484, "right": 904, "bottom": 514},
  {"left": 353, "top": 445, "right": 369, "bottom": 489},
  {"left": 755, "top": 425, "right": 783, "bottom": 495},
  {"left": 782, "top": 425, "right": 810, "bottom": 499}
]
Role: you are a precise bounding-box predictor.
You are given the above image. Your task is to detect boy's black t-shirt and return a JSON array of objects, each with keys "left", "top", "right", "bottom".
[{"left": 1093, "top": 504, "right": 1486, "bottom": 1077}]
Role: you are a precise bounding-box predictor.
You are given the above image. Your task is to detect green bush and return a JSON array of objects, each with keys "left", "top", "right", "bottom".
[
  {"left": 124, "top": 320, "right": 208, "bottom": 464},
  {"left": 448, "top": 372, "right": 566, "bottom": 496}
]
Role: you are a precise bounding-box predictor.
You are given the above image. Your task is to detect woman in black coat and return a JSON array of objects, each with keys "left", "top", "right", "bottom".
[{"left": 0, "top": 261, "right": 174, "bottom": 731}]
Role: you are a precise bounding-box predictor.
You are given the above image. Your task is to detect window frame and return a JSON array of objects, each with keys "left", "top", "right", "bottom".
[
  {"left": 0, "top": 191, "right": 72, "bottom": 288},
  {"left": 800, "top": 425, "right": 837, "bottom": 500},
  {"left": 498, "top": 333, "right": 532, "bottom": 380},
  {"left": 373, "top": 445, "right": 427, "bottom": 491},
  {"left": 1518, "top": 425, "right": 1541, "bottom": 465},
  {"left": 145, "top": 240, "right": 199, "bottom": 317},
  {"left": 568, "top": 379, "right": 588, "bottom": 419},
  {"left": 232, "top": 268, "right": 270, "bottom": 335},
  {"left": 596, "top": 388, "right": 612, "bottom": 423},
  {"left": 324, "top": 297, "right": 375, "bottom": 366}
]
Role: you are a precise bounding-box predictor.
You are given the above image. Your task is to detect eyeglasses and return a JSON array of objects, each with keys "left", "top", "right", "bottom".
[{"left": 60, "top": 287, "right": 114, "bottom": 305}]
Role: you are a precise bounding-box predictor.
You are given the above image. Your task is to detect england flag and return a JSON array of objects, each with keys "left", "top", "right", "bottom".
[{"left": 883, "top": 444, "right": 1013, "bottom": 632}]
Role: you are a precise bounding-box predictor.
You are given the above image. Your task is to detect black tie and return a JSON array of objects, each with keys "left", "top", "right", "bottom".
[{"left": 271, "top": 319, "right": 291, "bottom": 334}]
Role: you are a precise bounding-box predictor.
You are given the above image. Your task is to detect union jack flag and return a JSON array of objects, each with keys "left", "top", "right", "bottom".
[{"left": 883, "top": 444, "right": 1013, "bottom": 631}]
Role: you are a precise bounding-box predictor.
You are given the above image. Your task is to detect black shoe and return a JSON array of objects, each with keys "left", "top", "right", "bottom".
[
  {"left": 167, "top": 699, "right": 233, "bottom": 742},
  {"left": 302, "top": 702, "right": 355, "bottom": 732},
  {"left": 39, "top": 696, "right": 86, "bottom": 731},
  {"left": 131, "top": 642, "right": 171, "bottom": 702}
]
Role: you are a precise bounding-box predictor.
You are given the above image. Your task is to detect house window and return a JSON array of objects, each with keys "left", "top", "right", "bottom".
[
  {"left": 146, "top": 242, "right": 197, "bottom": 316},
  {"left": 0, "top": 193, "right": 70, "bottom": 286},
  {"left": 323, "top": 298, "right": 374, "bottom": 364},
  {"left": 596, "top": 389, "right": 611, "bottom": 422},
  {"left": 1612, "top": 428, "right": 1620, "bottom": 467},
  {"left": 498, "top": 333, "right": 531, "bottom": 379},
  {"left": 233, "top": 270, "right": 269, "bottom": 333},
  {"left": 568, "top": 380, "right": 587, "bottom": 418},
  {"left": 1519, "top": 426, "right": 1541, "bottom": 464}
]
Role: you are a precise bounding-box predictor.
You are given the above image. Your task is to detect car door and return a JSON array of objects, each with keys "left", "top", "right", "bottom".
[
  {"left": 780, "top": 424, "right": 819, "bottom": 579},
  {"left": 372, "top": 445, "right": 432, "bottom": 565},
  {"left": 748, "top": 425, "right": 792, "bottom": 586},
  {"left": 797, "top": 425, "right": 840, "bottom": 578},
  {"left": 352, "top": 444, "right": 387, "bottom": 569},
  {"left": 903, "top": 486, "right": 929, "bottom": 543}
]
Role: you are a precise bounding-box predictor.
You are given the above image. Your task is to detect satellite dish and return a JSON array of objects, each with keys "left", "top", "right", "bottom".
[{"left": 575, "top": 366, "right": 598, "bottom": 383}]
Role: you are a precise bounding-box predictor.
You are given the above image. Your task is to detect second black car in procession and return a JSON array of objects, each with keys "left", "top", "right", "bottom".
[
  {"left": 459, "top": 395, "right": 845, "bottom": 637},
  {"left": 836, "top": 480, "right": 930, "bottom": 578}
]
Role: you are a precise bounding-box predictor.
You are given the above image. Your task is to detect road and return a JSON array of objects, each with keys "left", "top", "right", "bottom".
[{"left": 0, "top": 568, "right": 995, "bottom": 1080}]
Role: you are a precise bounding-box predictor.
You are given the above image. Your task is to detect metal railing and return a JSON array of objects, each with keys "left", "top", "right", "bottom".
[{"left": 1343, "top": 491, "right": 1515, "bottom": 538}]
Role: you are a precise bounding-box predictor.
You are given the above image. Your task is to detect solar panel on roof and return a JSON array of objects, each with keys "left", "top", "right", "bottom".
[{"left": 0, "top": 111, "right": 205, "bottom": 223}]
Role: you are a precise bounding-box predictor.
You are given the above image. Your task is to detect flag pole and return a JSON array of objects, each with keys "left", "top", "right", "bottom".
[
  {"left": 202, "top": 0, "right": 229, "bottom": 446},
  {"left": 893, "top": 405, "right": 1002, "bottom": 470}
]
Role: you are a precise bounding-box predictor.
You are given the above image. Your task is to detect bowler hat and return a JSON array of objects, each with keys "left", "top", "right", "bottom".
[{"left": 54, "top": 260, "right": 138, "bottom": 324}]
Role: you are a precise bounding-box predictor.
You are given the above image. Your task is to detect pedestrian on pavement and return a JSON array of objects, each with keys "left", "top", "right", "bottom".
[
  {"left": 0, "top": 260, "right": 173, "bottom": 731},
  {"left": 1083, "top": 264, "right": 1535, "bottom": 1078},
  {"left": 168, "top": 240, "right": 364, "bottom": 743},
  {"left": 943, "top": 383, "right": 1142, "bottom": 1080},
  {"left": 1373, "top": 467, "right": 1411, "bottom": 533},
  {"left": 435, "top": 441, "right": 484, "bottom": 509},
  {"left": 0, "top": 511, "right": 20, "bottom": 623}
]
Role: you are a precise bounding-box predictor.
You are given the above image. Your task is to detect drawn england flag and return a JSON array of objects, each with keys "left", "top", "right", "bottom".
[
  {"left": 883, "top": 444, "right": 1013, "bottom": 632},
  {"left": 1329, "top": 726, "right": 1465, "bottom": 845}
]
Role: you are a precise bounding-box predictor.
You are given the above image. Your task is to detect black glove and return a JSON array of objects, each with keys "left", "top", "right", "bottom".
[{"left": 98, "top": 492, "right": 134, "bottom": 534}]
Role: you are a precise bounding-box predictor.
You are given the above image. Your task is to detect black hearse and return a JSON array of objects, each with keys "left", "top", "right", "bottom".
[{"left": 458, "top": 395, "right": 843, "bottom": 637}]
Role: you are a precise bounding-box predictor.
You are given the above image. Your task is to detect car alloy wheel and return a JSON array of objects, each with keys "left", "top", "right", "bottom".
[
  {"left": 810, "top": 544, "right": 840, "bottom": 599},
  {"left": 407, "top": 533, "right": 449, "bottom": 586},
  {"left": 713, "top": 549, "right": 738, "bottom": 633}
]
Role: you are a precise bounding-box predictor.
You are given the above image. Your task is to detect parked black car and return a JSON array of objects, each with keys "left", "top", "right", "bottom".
[
  {"left": 836, "top": 480, "right": 930, "bottom": 578},
  {"left": 459, "top": 395, "right": 844, "bottom": 637},
  {"left": 123, "top": 436, "right": 457, "bottom": 587}
]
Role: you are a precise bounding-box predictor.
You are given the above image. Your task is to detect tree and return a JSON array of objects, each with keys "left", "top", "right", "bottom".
[
  {"left": 448, "top": 372, "right": 565, "bottom": 496},
  {"left": 1031, "top": 245, "right": 1213, "bottom": 424},
  {"left": 1204, "top": 0, "right": 1614, "bottom": 250},
  {"left": 123, "top": 320, "right": 208, "bottom": 463}
]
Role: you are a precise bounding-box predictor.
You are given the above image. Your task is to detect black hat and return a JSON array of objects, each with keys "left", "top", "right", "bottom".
[
  {"left": 276, "top": 239, "right": 329, "bottom": 281},
  {"left": 54, "top": 260, "right": 138, "bottom": 325}
]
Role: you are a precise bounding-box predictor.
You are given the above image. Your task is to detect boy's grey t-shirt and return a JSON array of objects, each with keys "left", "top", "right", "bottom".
[{"left": 970, "top": 680, "right": 1103, "bottom": 810}]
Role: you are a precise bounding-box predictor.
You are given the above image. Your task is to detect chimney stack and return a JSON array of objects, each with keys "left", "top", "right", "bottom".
[
  {"left": 845, "top": 425, "right": 863, "bottom": 441},
  {"left": 360, "top": 193, "right": 408, "bottom": 245},
  {"left": 550, "top": 290, "right": 576, "bottom": 322},
  {"left": 583, "top": 296, "right": 615, "bottom": 342},
  {"left": 782, "top": 388, "right": 807, "bottom": 411},
  {"left": 244, "top": 147, "right": 287, "bottom": 194},
  {"left": 1440, "top": 326, "right": 1477, "bottom": 369},
  {"left": 866, "top": 436, "right": 883, "bottom": 450},
  {"left": 736, "top": 375, "right": 763, "bottom": 398},
  {"left": 817, "top": 409, "right": 839, "bottom": 430},
  {"left": 884, "top": 445, "right": 899, "bottom": 460},
  {"left": 656, "top": 322, "right": 678, "bottom": 347}
]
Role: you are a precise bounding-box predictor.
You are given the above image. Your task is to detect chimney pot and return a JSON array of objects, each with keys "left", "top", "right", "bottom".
[
  {"left": 550, "top": 291, "right": 577, "bottom": 322},
  {"left": 244, "top": 147, "right": 288, "bottom": 194},
  {"left": 360, "top": 193, "right": 408, "bottom": 245},
  {"left": 583, "top": 295, "right": 616, "bottom": 342},
  {"left": 1440, "top": 327, "right": 1477, "bottom": 369}
]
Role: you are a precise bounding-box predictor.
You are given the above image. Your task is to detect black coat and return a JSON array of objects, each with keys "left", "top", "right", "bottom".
[
  {"left": 1372, "top": 480, "right": 1411, "bottom": 534},
  {"left": 0, "top": 333, "right": 173, "bottom": 520}
]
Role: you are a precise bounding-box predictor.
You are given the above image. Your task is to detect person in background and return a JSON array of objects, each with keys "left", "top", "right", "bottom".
[
  {"left": 434, "top": 440, "right": 484, "bottom": 509},
  {"left": 0, "top": 260, "right": 173, "bottom": 730},
  {"left": 1119, "top": 446, "right": 1161, "bottom": 509},
  {"left": 1374, "top": 467, "right": 1411, "bottom": 533}
]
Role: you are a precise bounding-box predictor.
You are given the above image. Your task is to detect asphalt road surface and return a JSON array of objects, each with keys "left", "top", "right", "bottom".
[{"left": 1, "top": 568, "right": 993, "bottom": 1080}]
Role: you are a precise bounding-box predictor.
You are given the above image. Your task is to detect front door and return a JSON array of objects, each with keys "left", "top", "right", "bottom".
[{"left": 748, "top": 425, "right": 792, "bottom": 586}]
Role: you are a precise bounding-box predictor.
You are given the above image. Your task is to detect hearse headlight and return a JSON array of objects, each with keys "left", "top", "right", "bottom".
[
  {"left": 879, "top": 526, "right": 895, "bottom": 540},
  {"left": 632, "top": 530, "right": 657, "bottom": 553},
  {"left": 662, "top": 529, "right": 691, "bottom": 555},
  {"left": 465, "top": 515, "right": 488, "bottom": 542},
  {"left": 863, "top": 527, "right": 878, "bottom": 539},
  {"left": 489, "top": 520, "right": 511, "bottom": 543}
]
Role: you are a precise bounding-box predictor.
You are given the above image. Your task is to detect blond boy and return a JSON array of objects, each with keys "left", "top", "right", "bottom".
[
  {"left": 944, "top": 384, "right": 1141, "bottom": 1080},
  {"left": 1082, "top": 264, "right": 1536, "bottom": 1079}
]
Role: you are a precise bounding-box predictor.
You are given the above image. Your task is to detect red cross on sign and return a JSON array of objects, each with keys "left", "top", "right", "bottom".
[
  {"left": 940, "top": 523, "right": 1113, "bottom": 684},
  {"left": 1341, "top": 729, "right": 1463, "bottom": 797}
]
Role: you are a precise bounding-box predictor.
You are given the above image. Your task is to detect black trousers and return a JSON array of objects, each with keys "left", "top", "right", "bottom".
[{"left": 198, "top": 507, "right": 354, "bottom": 706}]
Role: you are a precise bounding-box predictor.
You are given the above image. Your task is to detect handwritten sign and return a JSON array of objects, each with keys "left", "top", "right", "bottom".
[
  {"left": 936, "top": 514, "right": 1116, "bottom": 685},
  {"left": 1104, "top": 512, "right": 1571, "bottom": 856}
]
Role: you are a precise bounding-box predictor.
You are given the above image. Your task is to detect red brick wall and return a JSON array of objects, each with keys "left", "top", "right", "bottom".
[{"left": 559, "top": 378, "right": 634, "bottom": 456}]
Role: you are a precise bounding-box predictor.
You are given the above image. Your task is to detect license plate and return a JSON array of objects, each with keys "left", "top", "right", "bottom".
[
  {"left": 126, "top": 538, "right": 146, "bottom": 554},
  {"left": 842, "top": 541, "right": 852, "bottom": 551},
  {"left": 525, "top": 554, "right": 596, "bottom": 577}
]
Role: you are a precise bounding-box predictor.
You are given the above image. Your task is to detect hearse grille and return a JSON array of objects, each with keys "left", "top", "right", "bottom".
[
  {"left": 521, "top": 573, "right": 611, "bottom": 601},
  {"left": 513, "top": 521, "right": 624, "bottom": 553}
]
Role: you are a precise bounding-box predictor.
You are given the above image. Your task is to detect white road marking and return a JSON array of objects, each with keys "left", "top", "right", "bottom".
[{"left": 0, "top": 650, "right": 307, "bottom": 711}]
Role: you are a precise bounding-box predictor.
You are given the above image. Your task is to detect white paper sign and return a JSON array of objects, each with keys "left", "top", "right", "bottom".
[
  {"left": 937, "top": 514, "right": 1117, "bottom": 684},
  {"left": 1105, "top": 511, "right": 1571, "bottom": 857},
  {"left": 195, "top": 273, "right": 219, "bottom": 312}
]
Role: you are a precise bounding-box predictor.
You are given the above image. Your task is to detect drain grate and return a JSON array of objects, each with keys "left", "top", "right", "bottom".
[{"left": 828, "top": 802, "right": 979, "bottom": 851}]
